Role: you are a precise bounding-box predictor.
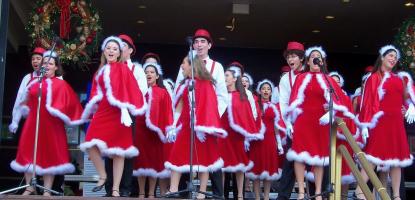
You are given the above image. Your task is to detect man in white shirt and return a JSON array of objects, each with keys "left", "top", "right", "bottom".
[
  {"left": 174, "top": 28, "right": 228, "bottom": 198},
  {"left": 9, "top": 47, "right": 46, "bottom": 133},
  {"left": 277, "top": 41, "right": 305, "bottom": 200}
]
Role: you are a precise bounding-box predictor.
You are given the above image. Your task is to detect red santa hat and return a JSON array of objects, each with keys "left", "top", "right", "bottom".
[
  {"left": 365, "top": 65, "right": 374, "bottom": 73},
  {"left": 142, "top": 52, "right": 161, "bottom": 64},
  {"left": 256, "top": 79, "right": 275, "bottom": 94},
  {"left": 118, "top": 34, "right": 136, "bottom": 55},
  {"left": 143, "top": 62, "right": 163, "bottom": 75},
  {"left": 193, "top": 29, "right": 212, "bottom": 43},
  {"left": 379, "top": 44, "right": 400, "bottom": 60},
  {"left": 329, "top": 71, "right": 345, "bottom": 87},
  {"left": 283, "top": 41, "right": 305, "bottom": 57},
  {"left": 305, "top": 46, "right": 327, "bottom": 58},
  {"left": 101, "top": 36, "right": 124, "bottom": 51},
  {"left": 281, "top": 65, "right": 291, "bottom": 73},
  {"left": 227, "top": 61, "right": 244, "bottom": 77},
  {"left": 243, "top": 72, "right": 254, "bottom": 85},
  {"left": 32, "top": 47, "right": 46, "bottom": 56}
]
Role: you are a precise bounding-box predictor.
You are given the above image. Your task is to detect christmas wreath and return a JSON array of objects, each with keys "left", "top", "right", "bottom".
[
  {"left": 26, "top": 0, "right": 102, "bottom": 65},
  {"left": 395, "top": 16, "right": 415, "bottom": 74}
]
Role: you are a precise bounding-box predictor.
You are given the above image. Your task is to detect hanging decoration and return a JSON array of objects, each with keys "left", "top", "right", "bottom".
[
  {"left": 395, "top": 16, "right": 415, "bottom": 75},
  {"left": 26, "top": 0, "right": 102, "bottom": 65}
]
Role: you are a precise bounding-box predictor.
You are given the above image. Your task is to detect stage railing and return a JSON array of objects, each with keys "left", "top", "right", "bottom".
[{"left": 329, "top": 118, "right": 390, "bottom": 200}]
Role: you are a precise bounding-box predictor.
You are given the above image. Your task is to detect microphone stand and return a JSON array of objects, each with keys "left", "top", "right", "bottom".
[
  {"left": 0, "top": 38, "right": 62, "bottom": 196},
  {"left": 307, "top": 67, "right": 339, "bottom": 200},
  {"left": 163, "top": 38, "right": 222, "bottom": 199}
]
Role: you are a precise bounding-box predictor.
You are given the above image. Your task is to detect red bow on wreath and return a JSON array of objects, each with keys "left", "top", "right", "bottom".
[{"left": 56, "top": 0, "right": 71, "bottom": 39}]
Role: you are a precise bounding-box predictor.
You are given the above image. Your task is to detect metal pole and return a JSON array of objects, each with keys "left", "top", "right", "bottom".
[{"left": 0, "top": 0, "right": 9, "bottom": 142}]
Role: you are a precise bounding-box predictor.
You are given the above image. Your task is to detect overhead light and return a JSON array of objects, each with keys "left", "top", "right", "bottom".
[
  {"left": 405, "top": 2, "right": 415, "bottom": 7},
  {"left": 312, "top": 30, "right": 320, "bottom": 33},
  {"left": 353, "top": 44, "right": 359, "bottom": 48},
  {"left": 225, "top": 25, "right": 233, "bottom": 29},
  {"left": 225, "top": 17, "right": 236, "bottom": 31},
  {"left": 137, "top": 20, "right": 145, "bottom": 24},
  {"left": 342, "top": 0, "right": 350, "bottom": 3},
  {"left": 232, "top": 3, "right": 249, "bottom": 15},
  {"left": 138, "top": 5, "right": 147, "bottom": 9},
  {"left": 218, "top": 37, "right": 226, "bottom": 41},
  {"left": 325, "top": 15, "right": 335, "bottom": 19}
]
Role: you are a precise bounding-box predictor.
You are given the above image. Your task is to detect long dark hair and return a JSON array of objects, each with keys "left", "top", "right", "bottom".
[
  {"left": 144, "top": 65, "right": 165, "bottom": 89},
  {"left": 304, "top": 50, "right": 328, "bottom": 74},
  {"left": 226, "top": 69, "right": 247, "bottom": 100},
  {"left": 372, "top": 49, "right": 399, "bottom": 73},
  {"left": 42, "top": 56, "right": 64, "bottom": 77},
  {"left": 257, "top": 82, "right": 273, "bottom": 115}
]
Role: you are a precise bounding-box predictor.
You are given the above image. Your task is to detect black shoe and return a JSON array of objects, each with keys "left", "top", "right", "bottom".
[
  {"left": 164, "top": 191, "right": 181, "bottom": 198},
  {"left": 91, "top": 177, "right": 107, "bottom": 192}
]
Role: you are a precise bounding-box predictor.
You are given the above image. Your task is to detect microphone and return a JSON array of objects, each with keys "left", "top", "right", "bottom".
[
  {"left": 185, "top": 36, "right": 193, "bottom": 46},
  {"left": 313, "top": 57, "right": 323, "bottom": 67},
  {"left": 53, "top": 36, "right": 63, "bottom": 45}
]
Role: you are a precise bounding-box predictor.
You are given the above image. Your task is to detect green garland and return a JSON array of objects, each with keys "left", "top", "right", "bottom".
[
  {"left": 26, "top": 0, "right": 102, "bottom": 65},
  {"left": 395, "top": 16, "right": 415, "bottom": 75}
]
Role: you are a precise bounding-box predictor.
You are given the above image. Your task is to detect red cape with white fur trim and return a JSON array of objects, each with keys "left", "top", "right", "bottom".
[
  {"left": 11, "top": 77, "right": 83, "bottom": 175},
  {"left": 82, "top": 62, "right": 146, "bottom": 120},
  {"left": 358, "top": 71, "right": 413, "bottom": 168},
  {"left": 80, "top": 62, "right": 145, "bottom": 158},
  {"left": 286, "top": 72, "right": 354, "bottom": 166},
  {"left": 133, "top": 85, "right": 173, "bottom": 178},
  {"left": 165, "top": 79, "right": 225, "bottom": 173}
]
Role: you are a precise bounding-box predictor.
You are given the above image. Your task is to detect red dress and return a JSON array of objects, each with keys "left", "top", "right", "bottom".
[
  {"left": 247, "top": 101, "right": 283, "bottom": 180},
  {"left": 165, "top": 79, "right": 227, "bottom": 173},
  {"left": 286, "top": 72, "right": 355, "bottom": 166},
  {"left": 358, "top": 71, "right": 413, "bottom": 169},
  {"left": 80, "top": 62, "right": 146, "bottom": 158},
  {"left": 11, "top": 78, "right": 83, "bottom": 175},
  {"left": 219, "top": 91, "right": 264, "bottom": 173},
  {"left": 133, "top": 85, "right": 173, "bottom": 178}
]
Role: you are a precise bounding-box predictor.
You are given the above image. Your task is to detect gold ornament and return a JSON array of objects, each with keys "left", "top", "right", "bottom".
[
  {"left": 410, "top": 62, "right": 415, "bottom": 69},
  {"left": 76, "top": 26, "right": 83, "bottom": 33},
  {"left": 73, "top": 56, "right": 79, "bottom": 62},
  {"left": 80, "top": 35, "right": 86, "bottom": 42},
  {"left": 33, "top": 15, "right": 39, "bottom": 21},
  {"left": 80, "top": 0, "right": 86, "bottom": 6},
  {"left": 70, "top": 44, "right": 77, "bottom": 50}
]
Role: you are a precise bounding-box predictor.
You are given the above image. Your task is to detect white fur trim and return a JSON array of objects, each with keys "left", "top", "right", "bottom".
[
  {"left": 243, "top": 73, "right": 254, "bottom": 85},
  {"left": 101, "top": 36, "right": 124, "bottom": 51},
  {"left": 173, "top": 80, "right": 189, "bottom": 107},
  {"left": 256, "top": 79, "right": 275, "bottom": 94},
  {"left": 328, "top": 71, "right": 345, "bottom": 87},
  {"left": 398, "top": 71, "right": 415, "bottom": 104},
  {"left": 365, "top": 154, "right": 413, "bottom": 168},
  {"left": 164, "top": 158, "right": 224, "bottom": 173},
  {"left": 377, "top": 72, "right": 390, "bottom": 101},
  {"left": 144, "top": 87, "right": 167, "bottom": 142},
  {"left": 286, "top": 74, "right": 312, "bottom": 123},
  {"left": 43, "top": 50, "right": 58, "bottom": 58},
  {"left": 305, "top": 46, "right": 327, "bottom": 58},
  {"left": 45, "top": 79, "right": 85, "bottom": 126},
  {"left": 246, "top": 168, "right": 282, "bottom": 181},
  {"left": 79, "top": 139, "right": 139, "bottom": 158},
  {"left": 379, "top": 45, "right": 400, "bottom": 60},
  {"left": 286, "top": 149, "right": 329, "bottom": 166},
  {"left": 246, "top": 89, "right": 258, "bottom": 120},
  {"left": 102, "top": 64, "right": 147, "bottom": 116},
  {"left": 143, "top": 62, "right": 163, "bottom": 75},
  {"left": 133, "top": 168, "right": 171, "bottom": 178},
  {"left": 350, "top": 87, "right": 361, "bottom": 100},
  {"left": 315, "top": 74, "right": 356, "bottom": 120},
  {"left": 357, "top": 111, "right": 384, "bottom": 129},
  {"left": 10, "top": 160, "right": 74, "bottom": 175},
  {"left": 228, "top": 66, "right": 242, "bottom": 77},
  {"left": 194, "top": 126, "right": 228, "bottom": 138},
  {"left": 163, "top": 79, "right": 175, "bottom": 102},
  {"left": 222, "top": 161, "right": 254, "bottom": 173},
  {"left": 227, "top": 94, "right": 265, "bottom": 140},
  {"left": 271, "top": 87, "right": 280, "bottom": 104},
  {"left": 264, "top": 102, "right": 281, "bottom": 130}
]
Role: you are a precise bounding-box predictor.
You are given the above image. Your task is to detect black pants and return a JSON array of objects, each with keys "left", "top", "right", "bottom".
[
  {"left": 210, "top": 170, "right": 224, "bottom": 197},
  {"left": 104, "top": 157, "right": 134, "bottom": 197},
  {"left": 276, "top": 138, "right": 295, "bottom": 200}
]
